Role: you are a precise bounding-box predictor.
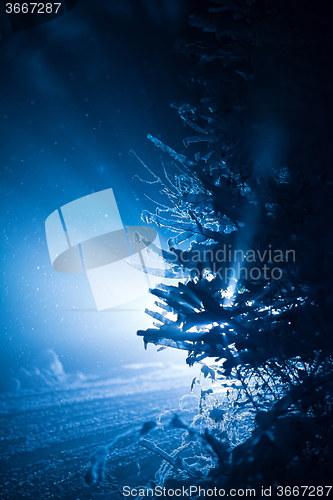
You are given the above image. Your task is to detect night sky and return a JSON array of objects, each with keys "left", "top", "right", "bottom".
[{"left": 0, "top": 0, "right": 205, "bottom": 379}]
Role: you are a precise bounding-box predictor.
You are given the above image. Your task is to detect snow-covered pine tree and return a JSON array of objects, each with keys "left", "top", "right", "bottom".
[{"left": 137, "top": 0, "right": 333, "bottom": 491}]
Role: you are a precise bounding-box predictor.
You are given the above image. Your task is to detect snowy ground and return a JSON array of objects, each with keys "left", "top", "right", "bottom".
[{"left": 0, "top": 364, "right": 201, "bottom": 500}]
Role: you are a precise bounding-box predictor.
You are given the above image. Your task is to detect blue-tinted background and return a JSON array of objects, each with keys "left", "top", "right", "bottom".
[{"left": 0, "top": 0, "right": 204, "bottom": 382}]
